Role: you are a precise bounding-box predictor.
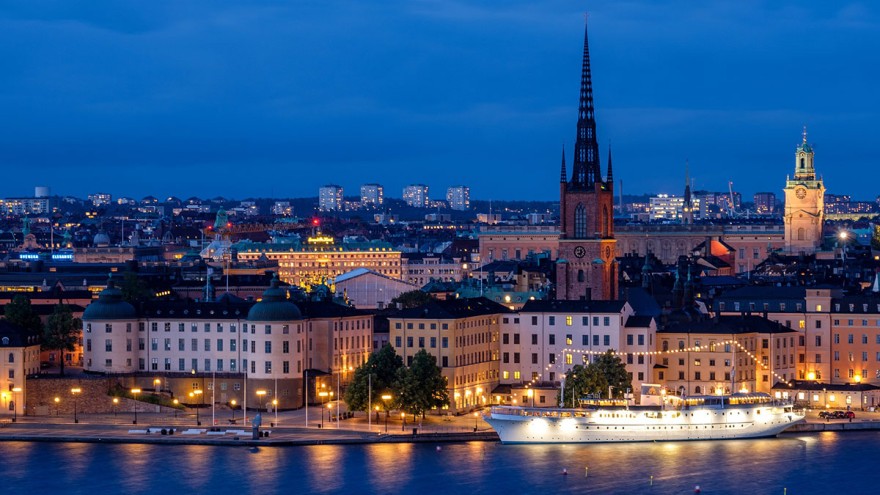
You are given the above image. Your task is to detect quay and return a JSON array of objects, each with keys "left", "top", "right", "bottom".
[{"left": 2, "top": 408, "right": 880, "bottom": 446}]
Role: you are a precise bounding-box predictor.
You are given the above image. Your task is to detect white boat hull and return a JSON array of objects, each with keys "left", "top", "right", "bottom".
[{"left": 485, "top": 405, "right": 804, "bottom": 444}]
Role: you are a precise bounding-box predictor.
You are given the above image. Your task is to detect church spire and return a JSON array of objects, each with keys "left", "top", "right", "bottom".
[
  {"left": 560, "top": 145, "right": 567, "bottom": 183},
  {"left": 606, "top": 144, "right": 613, "bottom": 185},
  {"left": 569, "top": 16, "right": 601, "bottom": 190}
]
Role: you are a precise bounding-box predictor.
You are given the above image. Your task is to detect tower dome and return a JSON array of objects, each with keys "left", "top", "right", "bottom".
[
  {"left": 83, "top": 275, "right": 137, "bottom": 321},
  {"left": 247, "top": 275, "right": 302, "bottom": 321}
]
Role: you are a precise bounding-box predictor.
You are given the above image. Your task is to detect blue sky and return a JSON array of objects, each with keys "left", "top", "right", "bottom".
[{"left": 1, "top": 1, "right": 878, "bottom": 201}]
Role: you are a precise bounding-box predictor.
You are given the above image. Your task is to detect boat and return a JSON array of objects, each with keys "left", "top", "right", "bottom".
[{"left": 484, "top": 384, "right": 805, "bottom": 444}]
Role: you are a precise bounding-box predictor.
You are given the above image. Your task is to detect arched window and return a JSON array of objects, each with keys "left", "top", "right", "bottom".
[
  {"left": 574, "top": 203, "right": 586, "bottom": 238},
  {"left": 800, "top": 157, "right": 805, "bottom": 169},
  {"left": 695, "top": 386, "right": 702, "bottom": 394},
  {"left": 7, "top": 353, "right": 13, "bottom": 363},
  {"left": 797, "top": 228, "right": 805, "bottom": 241},
  {"left": 577, "top": 269, "right": 585, "bottom": 282}
]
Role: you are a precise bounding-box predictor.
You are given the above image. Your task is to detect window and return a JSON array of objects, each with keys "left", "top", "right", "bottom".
[
  {"left": 502, "top": 333, "right": 509, "bottom": 345},
  {"left": 565, "top": 316, "right": 572, "bottom": 326},
  {"left": 430, "top": 337, "right": 436, "bottom": 348},
  {"left": 265, "top": 341, "right": 272, "bottom": 353},
  {"left": 531, "top": 353, "right": 538, "bottom": 364},
  {"left": 566, "top": 334, "right": 572, "bottom": 345},
  {"left": 513, "top": 353, "right": 520, "bottom": 364},
  {"left": 603, "top": 335, "right": 610, "bottom": 346},
  {"left": 442, "top": 337, "right": 448, "bottom": 348},
  {"left": 105, "top": 339, "right": 112, "bottom": 352},
  {"left": 514, "top": 334, "right": 520, "bottom": 345},
  {"left": 217, "top": 339, "right": 223, "bottom": 352},
  {"left": 549, "top": 334, "right": 556, "bottom": 345},
  {"left": 549, "top": 316, "right": 555, "bottom": 326},
  {"left": 603, "top": 317, "right": 610, "bottom": 326},
  {"left": 395, "top": 336, "right": 402, "bottom": 347},
  {"left": 582, "top": 335, "right": 588, "bottom": 346},
  {"left": 627, "top": 335, "right": 634, "bottom": 346},
  {"left": 265, "top": 361, "right": 272, "bottom": 373},
  {"left": 503, "top": 353, "right": 509, "bottom": 364}
]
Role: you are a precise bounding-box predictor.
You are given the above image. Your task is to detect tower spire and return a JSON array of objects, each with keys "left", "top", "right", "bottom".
[
  {"left": 606, "top": 144, "right": 613, "bottom": 184},
  {"left": 569, "top": 15, "right": 601, "bottom": 190},
  {"left": 802, "top": 125, "right": 807, "bottom": 144},
  {"left": 560, "top": 145, "right": 567, "bottom": 183}
]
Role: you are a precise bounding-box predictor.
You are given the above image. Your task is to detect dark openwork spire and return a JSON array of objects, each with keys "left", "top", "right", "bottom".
[
  {"left": 606, "top": 144, "right": 613, "bottom": 184},
  {"left": 560, "top": 145, "right": 567, "bottom": 183},
  {"left": 569, "top": 17, "right": 602, "bottom": 190}
]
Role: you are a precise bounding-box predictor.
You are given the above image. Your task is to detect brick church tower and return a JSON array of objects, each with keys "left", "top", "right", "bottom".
[{"left": 556, "top": 20, "right": 617, "bottom": 301}]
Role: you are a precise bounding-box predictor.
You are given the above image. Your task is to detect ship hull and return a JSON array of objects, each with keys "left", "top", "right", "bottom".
[{"left": 485, "top": 405, "right": 804, "bottom": 444}]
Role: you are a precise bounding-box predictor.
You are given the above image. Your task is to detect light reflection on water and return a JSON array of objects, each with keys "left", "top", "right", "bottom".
[{"left": 0, "top": 432, "right": 878, "bottom": 494}]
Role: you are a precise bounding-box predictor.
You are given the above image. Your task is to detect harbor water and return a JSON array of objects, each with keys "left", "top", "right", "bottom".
[{"left": 1, "top": 431, "right": 877, "bottom": 494}]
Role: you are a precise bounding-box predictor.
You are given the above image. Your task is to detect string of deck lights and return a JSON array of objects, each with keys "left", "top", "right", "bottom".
[{"left": 521, "top": 339, "right": 792, "bottom": 391}]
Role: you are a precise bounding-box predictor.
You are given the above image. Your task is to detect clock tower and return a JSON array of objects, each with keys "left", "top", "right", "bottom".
[
  {"left": 783, "top": 128, "right": 825, "bottom": 254},
  {"left": 556, "top": 20, "right": 617, "bottom": 301}
]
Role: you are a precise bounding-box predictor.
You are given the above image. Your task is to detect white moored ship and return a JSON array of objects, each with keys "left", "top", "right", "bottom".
[{"left": 485, "top": 385, "right": 804, "bottom": 444}]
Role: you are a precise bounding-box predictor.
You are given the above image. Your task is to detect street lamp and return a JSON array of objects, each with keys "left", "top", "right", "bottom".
[
  {"left": 230, "top": 399, "right": 237, "bottom": 423},
  {"left": 112, "top": 397, "right": 119, "bottom": 418},
  {"left": 54, "top": 397, "right": 60, "bottom": 416},
  {"left": 527, "top": 389, "right": 534, "bottom": 408},
  {"left": 173, "top": 399, "right": 179, "bottom": 418},
  {"left": 70, "top": 387, "right": 81, "bottom": 423},
  {"left": 401, "top": 412, "right": 406, "bottom": 431},
  {"left": 381, "top": 394, "right": 392, "bottom": 433},
  {"left": 272, "top": 399, "right": 278, "bottom": 426},
  {"left": 190, "top": 390, "right": 203, "bottom": 425},
  {"left": 474, "top": 411, "right": 479, "bottom": 431},
  {"left": 153, "top": 378, "right": 161, "bottom": 393},
  {"left": 318, "top": 391, "right": 329, "bottom": 428},
  {"left": 131, "top": 388, "right": 141, "bottom": 424},
  {"left": 257, "top": 389, "right": 266, "bottom": 410},
  {"left": 12, "top": 387, "right": 22, "bottom": 422}
]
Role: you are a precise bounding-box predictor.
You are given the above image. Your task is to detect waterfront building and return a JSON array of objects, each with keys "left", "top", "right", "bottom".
[
  {"left": 657, "top": 315, "right": 798, "bottom": 396},
  {"left": 402, "top": 184, "right": 429, "bottom": 208},
  {"left": 556, "top": 22, "right": 617, "bottom": 301},
  {"left": 318, "top": 185, "right": 343, "bottom": 212},
  {"left": 81, "top": 276, "right": 373, "bottom": 409},
  {"left": 360, "top": 184, "right": 384, "bottom": 206},
  {"left": 388, "top": 298, "right": 508, "bottom": 413},
  {"left": 783, "top": 129, "right": 825, "bottom": 254},
  {"left": 0, "top": 320, "right": 42, "bottom": 419},
  {"left": 446, "top": 186, "right": 470, "bottom": 211}
]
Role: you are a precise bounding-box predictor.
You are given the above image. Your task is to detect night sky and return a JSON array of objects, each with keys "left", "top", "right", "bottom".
[{"left": 1, "top": 1, "right": 878, "bottom": 201}]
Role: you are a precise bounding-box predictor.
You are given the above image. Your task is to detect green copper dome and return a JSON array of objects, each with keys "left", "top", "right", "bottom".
[
  {"left": 247, "top": 275, "right": 302, "bottom": 322},
  {"left": 83, "top": 275, "right": 137, "bottom": 321}
]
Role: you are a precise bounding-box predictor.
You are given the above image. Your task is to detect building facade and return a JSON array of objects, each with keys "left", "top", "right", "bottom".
[
  {"left": 446, "top": 186, "right": 470, "bottom": 211},
  {"left": 402, "top": 184, "right": 429, "bottom": 208},
  {"left": 783, "top": 129, "right": 825, "bottom": 254},
  {"left": 318, "top": 185, "right": 343, "bottom": 212},
  {"left": 556, "top": 22, "right": 617, "bottom": 301},
  {"left": 360, "top": 184, "right": 384, "bottom": 206}
]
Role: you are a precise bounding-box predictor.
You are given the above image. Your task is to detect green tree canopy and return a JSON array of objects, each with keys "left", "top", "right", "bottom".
[
  {"left": 3, "top": 295, "right": 42, "bottom": 334},
  {"left": 390, "top": 290, "right": 432, "bottom": 309},
  {"left": 43, "top": 304, "right": 81, "bottom": 376},
  {"left": 120, "top": 272, "right": 152, "bottom": 304},
  {"left": 559, "top": 351, "right": 632, "bottom": 406},
  {"left": 343, "top": 344, "right": 404, "bottom": 412},
  {"left": 394, "top": 349, "right": 449, "bottom": 419}
]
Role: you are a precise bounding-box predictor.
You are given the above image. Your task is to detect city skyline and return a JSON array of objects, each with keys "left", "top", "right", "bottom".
[{"left": 1, "top": 1, "right": 878, "bottom": 201}]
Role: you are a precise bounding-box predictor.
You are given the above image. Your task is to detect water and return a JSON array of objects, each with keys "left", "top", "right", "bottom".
[{"left": 1, "top": 431, "right": 876, "bottom": 494}]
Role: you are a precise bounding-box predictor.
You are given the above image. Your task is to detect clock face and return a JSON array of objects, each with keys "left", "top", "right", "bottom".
[
  {"left": 574, "top": 246, "right": 586, "bottom": 258},
  {"left": 795, "top": 187, "right": 807, "bottom": 199}
]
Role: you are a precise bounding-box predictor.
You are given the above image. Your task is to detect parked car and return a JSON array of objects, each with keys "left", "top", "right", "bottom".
[
  {"left": 843, "top": 411, "right": 855, "bottom": 419},
  {"left": 818, "top": 411, "right": 834, "bottom": 419}
]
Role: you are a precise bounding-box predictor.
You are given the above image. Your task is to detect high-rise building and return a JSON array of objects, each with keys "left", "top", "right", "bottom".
[
  {"left": 88, "top": 193, "right": 112, "bottom": 207},
  {"left": 403, "top": 184, "right": 429, "bottom": 208},
  {"left": 783, "top": 128, "right": 824, "bottom": 254},
  {"left": 318, "top": 185, "right": 343, "bottom": 211},
  {"left": 272, "top": 201, "right": 293, "bottom": 216},
  {"left": 446, "top": 186, "right": 470, "bottom": 211},
  {"left": 754, "top": 192, "right": 776, "bottom": 215},
  {"left": 360, "top": 184, "right": 384, "bottom": 206},
  {"left": 556, "top": 21, "right": 617, "bottom": 301}
]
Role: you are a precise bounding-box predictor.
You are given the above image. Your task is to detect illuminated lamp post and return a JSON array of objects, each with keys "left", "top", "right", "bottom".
[
  {"left": 256, "top": 390, "right": 267, "bottom": 412},
  {"left": 12, "top": 387, "right": 22, "bottom": 422},
  {"left": 381, "top": 394, "right": 392, "bottom": 433},
  {"left": 112, "top": 397, "right": 118, "bottom": 418},
  {"left": 230, "top": 399, "right": 237, "bottom": 423},
  {"left": 70, "top": 387, "right": 81, "bottom": 423},
  {"left": 318, "top": 391, "right": 329, "bottom": 428},
  {"left": 131, "top": 388, "right": 141, "bottom": 424}
]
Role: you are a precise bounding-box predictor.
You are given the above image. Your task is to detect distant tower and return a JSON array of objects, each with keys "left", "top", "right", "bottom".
[
  {"left": 682, "top": 161, "right": 694, "bottom": 225},
  {"left": 557, "top": 19, "right": 617, "bottom": 301},
  {"left": 783, "top": 127, "right": 825, "bottom": 254}
]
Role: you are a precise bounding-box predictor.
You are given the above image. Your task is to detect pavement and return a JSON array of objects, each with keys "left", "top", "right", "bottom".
[
  {"left": 0, "top": 405, "right": 498, "bottom": 446},
  {"left": 3, "top": 405, "right": 880, "bottom": 446}
]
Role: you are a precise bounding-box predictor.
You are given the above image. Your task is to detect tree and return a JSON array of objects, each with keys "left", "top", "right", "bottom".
[
  {"left": 394, "top": 349, "right": 449, "bottom": 420},
  {"left": 872, "top": 224, "right": 880, "bottom": 250},
  {"left": 3, "top": 295, "right": 42, "bottom": 334},
  {"left": 43, "top": 304, "right": 81, "bottom": 376},
  {"left": 593, "top": 350, "right": 633, "bottom": 399},
  {"left": 390, "top": 290, "right": 432, "bottom": 309},
  {"left": 343, "top": 344, "right": 404, "bottom": 413},
  {"left": 559, "top": 364, "right": 608, "bottom": 407}
]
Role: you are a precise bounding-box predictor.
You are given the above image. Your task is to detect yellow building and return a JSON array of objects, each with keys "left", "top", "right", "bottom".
[
  {"left": 388, "top": 297, "right": 510, "bottom": 413},
  {"left": 235, "top": 237, "right": 402, "bottom": 288},
  {"left": 0, "top": 320, "right": 42, "bottom": 419},
  {"left": 657, "top": 315, "right": 798, "bottom": 396}
]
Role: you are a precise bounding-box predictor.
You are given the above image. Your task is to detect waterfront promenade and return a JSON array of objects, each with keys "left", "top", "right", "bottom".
[{"left": 2, "top": 406, "right": 880, "bottom": 446}]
